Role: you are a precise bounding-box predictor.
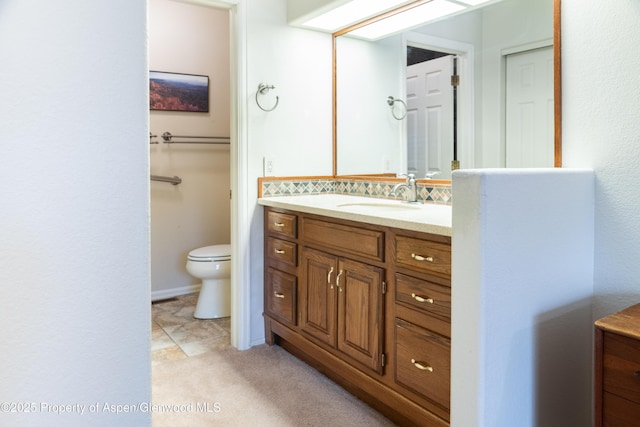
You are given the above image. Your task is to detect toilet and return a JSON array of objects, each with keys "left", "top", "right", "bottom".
[{"left": 185, "top": 244, "right": 231, "bottom": 319}]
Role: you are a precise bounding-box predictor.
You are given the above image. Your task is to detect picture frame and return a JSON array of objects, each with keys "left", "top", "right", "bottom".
[{"left": 149, "top": 71, "right": 209, "bottom": 112}]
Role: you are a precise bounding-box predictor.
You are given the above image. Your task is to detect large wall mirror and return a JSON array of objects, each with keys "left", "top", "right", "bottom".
[{"left": 333, "top": 0, "right": 561, "bottom": 180}]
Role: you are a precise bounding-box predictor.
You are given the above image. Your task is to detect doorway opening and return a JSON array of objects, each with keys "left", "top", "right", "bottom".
[{"left": 149, "top": 0, "right": 236, "bottom": 359}]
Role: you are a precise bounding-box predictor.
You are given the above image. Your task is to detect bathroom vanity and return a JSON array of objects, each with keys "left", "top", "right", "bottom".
[
  {"left": 259, "top": 195, "right": 452, "bottom": 426},
  {"left": 257, "top": 169, "right": 595, "bottom": 426}
]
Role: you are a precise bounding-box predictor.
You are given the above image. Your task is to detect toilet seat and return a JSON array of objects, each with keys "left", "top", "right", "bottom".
[{"left": 188, "top": 244, "right": 231, "bottom": 262}]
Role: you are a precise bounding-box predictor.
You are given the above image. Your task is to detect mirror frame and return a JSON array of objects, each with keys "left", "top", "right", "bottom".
[{"left": 332, "top": 0, "right": 562, "bottom": 178}]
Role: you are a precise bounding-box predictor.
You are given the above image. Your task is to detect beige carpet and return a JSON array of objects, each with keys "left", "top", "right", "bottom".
[{"left": 152, "top": 344, "right": 396, "bottom": 426}]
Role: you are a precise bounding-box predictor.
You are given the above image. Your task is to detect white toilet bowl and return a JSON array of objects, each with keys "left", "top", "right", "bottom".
[{"left": 185, "top": 244, "right": 231, "bottom": 319}]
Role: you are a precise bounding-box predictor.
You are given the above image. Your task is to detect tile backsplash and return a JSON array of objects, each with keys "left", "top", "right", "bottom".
[{"left": 260, "top": 177, "right": 451, "bottom": 204}]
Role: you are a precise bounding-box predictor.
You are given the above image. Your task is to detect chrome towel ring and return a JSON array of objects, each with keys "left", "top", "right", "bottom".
[
  {"left": 256, "top": 83, "right": 279, "bottom": 112},
  {"left": 387, "top": 96, "right": 407, "bottom": 120}
]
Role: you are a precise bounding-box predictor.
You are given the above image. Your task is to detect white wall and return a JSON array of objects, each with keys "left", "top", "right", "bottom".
[
  {"left": 149, "top": 0, "right": 231, "bottom": 299},
  {"left": 0, "top": 1, "right": 150, "bottom": 426},
  {"left": 562, "top": 0, "right": 640, "bottom": 319},
  {"left": 246, "top": 0, "right": 333, "bottom": 344},
  {"left": 451, "top": 168, "right": 594, "bottom": 427},
  {"left": 246, "top": 0, "right": 332, "bottom": 178}
]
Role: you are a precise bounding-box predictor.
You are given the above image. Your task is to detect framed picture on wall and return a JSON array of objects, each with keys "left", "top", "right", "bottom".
[{"left": 149, "top": 71, "right": 209, "bottom": 112}]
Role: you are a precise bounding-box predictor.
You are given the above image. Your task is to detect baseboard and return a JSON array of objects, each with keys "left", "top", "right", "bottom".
[{"left": 151, "top": 284, "right": 201, "bottom": 302}]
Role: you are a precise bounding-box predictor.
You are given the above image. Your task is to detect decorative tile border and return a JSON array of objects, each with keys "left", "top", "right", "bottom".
[
  {"left": 259, "top": 177, "right": 452, "bottom": 204},
  {"left": 260, "top": 179, "right": 336, "bottom": 197}
]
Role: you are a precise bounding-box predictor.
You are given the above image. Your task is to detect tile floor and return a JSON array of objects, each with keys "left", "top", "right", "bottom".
[{"left": 151, "top": 292, "right": 231, "bottom": 364}]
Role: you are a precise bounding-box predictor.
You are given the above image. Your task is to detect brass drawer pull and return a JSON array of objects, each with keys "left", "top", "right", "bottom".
[
  {"left": 411, "top": 253, "right": 434, "bottom": 262},
  {"left": 273, "top": 292, "right": 285, "bottom": 299},
  {"left": 411, "top": 293, "right": 434, "bottom": 304},
  {"left": 273, "top": 222, "right": 285, "bottom": 227},
  {"left": 336, "top": 270, "right": 344, "bottom": 292},
  {"left": 411, "top": 359, "right": 433, "bottom": 372},
  {"left": 327, "top": 267, "right": 334, "bottom": 287},
  {"left": 274, "top": 249, "right": 285, "bottom": 254}
]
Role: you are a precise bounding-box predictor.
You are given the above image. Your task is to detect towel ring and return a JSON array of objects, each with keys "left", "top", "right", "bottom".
[
  {"left": 256, "top": 83, "right": 279, "bottom": 112},
  {"left": 387, "top": 96, "right": 407, "bottom": 120}
]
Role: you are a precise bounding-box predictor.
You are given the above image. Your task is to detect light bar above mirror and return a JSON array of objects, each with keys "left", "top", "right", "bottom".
[
  {"left": 289, "top": 0, "right": 415, "bottom": 33},
  {"left": 289, "top": 0, "right": 496, "bottom": 36},
  {"left": 348, "top": 0, "right": 496, "bottom": 40}
]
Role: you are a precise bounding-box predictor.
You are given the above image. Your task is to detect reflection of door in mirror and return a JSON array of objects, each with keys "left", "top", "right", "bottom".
[
  {"left": 505, "top": 46, "right": 554, "bottom": 168},
  {"left": 334, "top": 0, "right": 557, "bottom": 178},
  {"left": 407, "top": 49, "right": 454, "bottom": 180}
]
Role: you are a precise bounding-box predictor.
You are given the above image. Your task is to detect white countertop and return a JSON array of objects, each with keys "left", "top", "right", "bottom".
[{"left": 258, "top": 194, "right": 452, "bottom": 237}]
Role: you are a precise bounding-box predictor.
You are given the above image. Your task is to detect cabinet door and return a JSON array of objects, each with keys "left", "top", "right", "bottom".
[
  {"left": 300, "top": 247, "right": 338, "bottom": 347},
  {"left": 337, "top": 258, "right": 385, "bottom": 374}
]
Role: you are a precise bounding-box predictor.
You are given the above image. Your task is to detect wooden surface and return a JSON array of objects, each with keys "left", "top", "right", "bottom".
[
  {"left": 595, "top": 303, "right": 640, "bottom": 340},
  {"left": 595, "top": 302, "right": 640, "bottom": 426}
]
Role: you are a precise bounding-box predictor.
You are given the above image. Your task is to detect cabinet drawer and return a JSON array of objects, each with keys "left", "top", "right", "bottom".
[
  {"left": 267, "top": 237, "right": 297, "bottom": 266},
  {"left": 267, "top": 211, "right": 297, "bottom": 239},
  {"left": 394, "top": 318, "right": 450, "bottom": 410},
  {"left": 265, "top": 267, "right": 297, "bottom": 326},
  {"left": 603, "top": 332, "right": 640, "bottom": 403},
  {"left": 303, "top": 218, "right": 384, "bottom": 262},
  {"left": 395, "top": 273, "right": 450, "bottom": 320},
  {"left": 603, "top": 391, "right": 640, "bottom": 425},
  {"left": 395, "top": 236, "right": 451, "bottom": 278}
]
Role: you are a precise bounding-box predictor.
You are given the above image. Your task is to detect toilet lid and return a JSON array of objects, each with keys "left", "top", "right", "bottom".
[{"left": 188, "top": 244, "right": 231, "bottom": 261}]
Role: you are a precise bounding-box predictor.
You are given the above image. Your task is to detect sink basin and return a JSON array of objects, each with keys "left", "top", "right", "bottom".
[{"left": 335, "top": 201, "right": 422, "bottom": 213}]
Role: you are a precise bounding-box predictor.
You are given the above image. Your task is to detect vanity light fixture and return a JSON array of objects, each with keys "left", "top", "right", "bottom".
[
  {"left": 300, "top": 0, "right": 412, "bottom": 32},
  {"left": 456, "top": 0, "right": 493, "bottom": 5},
  {"left": 348, "top": 0, "right": 496, "bottom": 40}
]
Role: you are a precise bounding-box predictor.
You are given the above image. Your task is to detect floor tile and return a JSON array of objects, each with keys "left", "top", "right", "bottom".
[
  {"left": 151, "top": 345, "right": 187, "bottom": 364},
  {"left": 151, "top": 293, "right": 231, "bottom": 364},
  {"left": 180, "top": 334, "right": 232, "bottom": 357},
  {"left": 164, "top": 319, "right": 228, "bottom": 346}
]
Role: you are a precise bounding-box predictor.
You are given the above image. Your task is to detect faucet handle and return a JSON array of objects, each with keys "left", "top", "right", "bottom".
[
  {"left": 398, "top": 173, "right": 416, "bottom": 183},
  {"left": 425, "top": 171, "right": 441, "bottom": 179}
]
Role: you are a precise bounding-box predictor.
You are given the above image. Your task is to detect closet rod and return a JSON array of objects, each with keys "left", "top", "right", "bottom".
[{"left": 150, "top": 174, "right": 182, "bottom": 185}]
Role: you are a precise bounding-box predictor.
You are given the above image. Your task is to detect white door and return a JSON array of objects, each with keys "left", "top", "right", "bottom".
[
  {"left": 406, "top": 55, "right": 454, "bottom": 179},
  {"left": 505, "top": 46, "right": 554, "bottom": 168}
]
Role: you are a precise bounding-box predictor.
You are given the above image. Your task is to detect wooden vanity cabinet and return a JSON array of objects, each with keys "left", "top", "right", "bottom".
[
  {"left": 300, "top": 216, "right": 385, "bottom": 374},
  {"left": 390, "top": 230, "right": 452, "bottom": 421},
  {"left": 595, "top": 302, "right": 640, "bottom": 426},
  {"left": 300, "top": 247, "right": 385, "bottom": 373},
  {"left": 263, "top": 206, "right": 451, "bottom": 427},
  {"left": 264, "top": 210, "right": 298, "bottom": 330}
]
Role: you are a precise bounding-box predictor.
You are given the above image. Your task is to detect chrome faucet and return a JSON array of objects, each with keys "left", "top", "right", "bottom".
[
  {"left": 391, "top": 173, "right": 419, "bottom": 203},
  {"left": 425, "top": 171, "right": 441, "bottom": 179}
]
